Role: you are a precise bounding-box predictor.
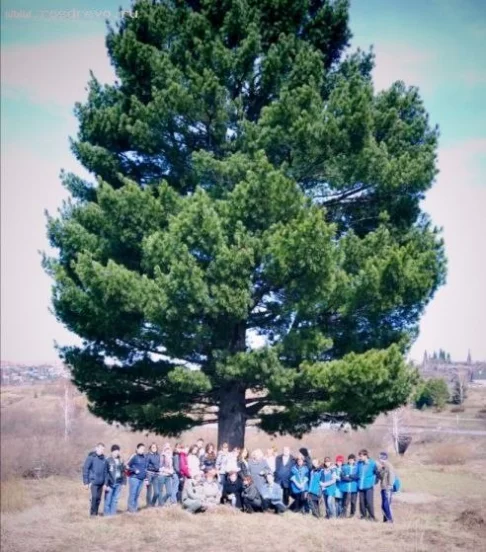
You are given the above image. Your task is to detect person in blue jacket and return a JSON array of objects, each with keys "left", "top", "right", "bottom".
[
  {"left": 356, "top": 449, "right": 379, "bottom": 520},
  {"left": 127, "top": 443, "right": 148, "bottom": 513},
  {"left": 307, "top": 458, "right": 323, "bottom": 518},
  {"left": 260, "top": 473, "right": 287, "bottom": 514},
  {"left": 320, "top": 457, "right": 338, "bottom": 518},
  {"left": 339, "top": 454, "right": 358, "bottom": 517},
  {"left": 83, "top": 442, "right": 108, "bottom": 517},
  {"left": 334, "top": 455, "right": 344, "bottom": 516},
  {"left": 290, "top": 455, "right": 309, "bottom": 513}
]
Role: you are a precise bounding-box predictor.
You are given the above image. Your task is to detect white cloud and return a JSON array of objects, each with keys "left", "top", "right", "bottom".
[
  {"left": 410, "top": 139, "right": 486, "bottom": 362},
  {"left": 0, "top": 144, "right": 82, "bottom": 362},
  {"left": 372, "top": 42, "right": 438, "bottom": 93},
  {"left": 1, "top": 34, "right": 115, "bottom": 109}
]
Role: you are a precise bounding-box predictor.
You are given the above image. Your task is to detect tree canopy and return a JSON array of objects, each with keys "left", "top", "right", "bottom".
[{"left": 45, "top": 0, "right": 446, "bottom": 446}]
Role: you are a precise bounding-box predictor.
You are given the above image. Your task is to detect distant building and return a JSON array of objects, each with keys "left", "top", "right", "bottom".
[{"left": 420, "top": 351, "right": 486, "bottom": 383}]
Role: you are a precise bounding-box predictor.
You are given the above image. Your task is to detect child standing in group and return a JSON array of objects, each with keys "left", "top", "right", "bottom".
[
  {"left": 104, "top": 444, "right": 126, "bottom": 516},
  {"left": 334, "top": 455, "right": 344, "bottom": 517},
  {"left": 377, "top": 452, "right": 395, "bottom": 523},
  {"left": 216, "top": 442, "right": 230, "bottom": 486},
  {"left": 82, "top": 443, "right": 107, "bottom": 517},
  {"left": 339, "top": 454, "right": 358, "bottom": 517},
  {"left": 157, "top": 442, "right": 175, "bottom": 506},
  {"left": 290, "top": 454, "right": 309, "bottom": 513},
  {"left": 307, "top": 458, "right": 323, "bottom": 518},
  {"left": 200, "top": 443, "right": 217, "bottom": 473},
  {"left": 173, "top": 443, "right": 190, "bottom": 503},
  {"left": 188, "top": 445, "right": 201, "bottom": 479},
  {"left": 320, "top": 457, "right": 338, "bottom": 518},
  {"left": 146, "top": 443, "right": 160, "bottom": 507},
  {"left": 237, "top": 448, "right": 250, "bottom": 479},
  {"left": 357, "top": 449, "right": 379, "bottom": 521},
  {"left": 127, "top": 443, "right": 148, "bottom": 513}
]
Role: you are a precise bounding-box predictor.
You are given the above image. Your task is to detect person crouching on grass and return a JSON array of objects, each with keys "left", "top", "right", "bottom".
[
  {"left": 357, "top": 449, "right": 379, "bottom": 521},
  {"left": 202, "top": 469, "right": 222, "bottom": 509},
  {"left": 377, "top": 452, "right": 395, "bottom": 523},
  {"left": 104, "top": 444, "right": 126, "bottom": 516},
  {"left": 83, "top": 442, "right": 107, "bottom": 517},
  {"left": 221, "top": 471, "right": 243, "bottom": 509},
  {"left": 261, "top": 472, "right": 287, "bottom": 514},
  {"left": 127, "top": 443, "right": 148, "bottom": 513},
  {"left": 182, "top": 471, "right": 208, "bottom": 513},
  {"left": 241, "top": 475, "right": 264, "bottom": 513}
]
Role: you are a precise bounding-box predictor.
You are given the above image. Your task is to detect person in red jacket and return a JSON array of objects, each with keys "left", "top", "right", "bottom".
[{"left": 173, "top": 443, "right": 190, "bottom": 503}]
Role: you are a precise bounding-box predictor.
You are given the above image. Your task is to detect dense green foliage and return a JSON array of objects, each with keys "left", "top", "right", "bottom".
[
  {"left": 45, "top": 0, "right": 445, "bottom": 445},
  {"left": 414, "top": 378, "right": 450, "bottom": 410}
]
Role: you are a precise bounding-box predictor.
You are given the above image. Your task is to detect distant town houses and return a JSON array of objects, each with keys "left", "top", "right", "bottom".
[
  {"left": 1, "top": 351, "right": 485, "bottom": 387},
  {"left": 420, "top": 350, "right": 486, "bottom": 383},
  {"left": 0, "top": 361, "right": 69, "bottom": 386}
]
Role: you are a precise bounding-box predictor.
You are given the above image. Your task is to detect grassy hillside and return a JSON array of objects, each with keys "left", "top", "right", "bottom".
[{"left": 1, "top": 382, "right": 486, "bottom": 551}]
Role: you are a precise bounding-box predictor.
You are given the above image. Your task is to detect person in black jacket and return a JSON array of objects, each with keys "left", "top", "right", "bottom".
[
  {"left": 221, "top": 471, "right": 243, "bottom": 509},
  {"left": 299, "top": 447, "right": 313, "bottom": 470},
  {"left": 104, "top": 444, "right": 126, "bottom": 516},
  {"left": 83, "top": 443, "right": 108, "bottom": 517},
  {"left": 241, "top": 475, "right": 263, "bottom": 513},
  {"left": 146, "top": 443, "right": 160, "bottom": 507},
  {"left": 237, "top": 448, "right": 250, "bottom": 480},
  {"left": 275, "top": 447, "right": 295, "bottom": 506},
  {"left": 127, "top": 443, "right": 148, "bottom": 513},
  {"left": 275, "top": 446, "right": 294, "bottom": 506}
]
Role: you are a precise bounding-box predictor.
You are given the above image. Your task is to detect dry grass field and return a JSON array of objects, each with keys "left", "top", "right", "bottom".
[{"left": 1, "top": 382, "right": 486, "bottom": 552}]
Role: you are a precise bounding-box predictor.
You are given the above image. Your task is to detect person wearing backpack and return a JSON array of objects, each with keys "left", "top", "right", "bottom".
[{"left": 377, "top": 452, "right": 395, "bottom": 523}]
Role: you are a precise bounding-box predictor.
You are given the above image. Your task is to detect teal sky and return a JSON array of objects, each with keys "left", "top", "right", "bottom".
[{"left": 1, "top": 0, "right": 485, "bottom": 363}]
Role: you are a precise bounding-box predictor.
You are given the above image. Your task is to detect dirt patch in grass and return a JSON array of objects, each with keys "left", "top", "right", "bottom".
[
  {"left": 394, "top": 492, "right": 438, "bottom": 504},
  {"left": 0, "top": 480, "right": 28, "bottom": 513}
]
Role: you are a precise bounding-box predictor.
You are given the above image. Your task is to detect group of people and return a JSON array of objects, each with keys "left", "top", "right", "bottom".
[{"left": 82, "top": 438, "right": 399, "bottom": 523}]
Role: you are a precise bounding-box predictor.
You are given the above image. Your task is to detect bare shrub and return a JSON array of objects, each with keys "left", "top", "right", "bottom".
[
  {"left": 426, "top": 443, "right": 470, "bottom": 465},
  {"left": 457, "top": 509, "right": 485, "bottom": 529},
  {"left": 413, "top": 432, "right": 443, "bottom": 446}
]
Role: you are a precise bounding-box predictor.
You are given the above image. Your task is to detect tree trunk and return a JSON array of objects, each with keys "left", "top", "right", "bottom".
[{"left": 217, "top": 385, "right": 246, "bottom": 449}]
